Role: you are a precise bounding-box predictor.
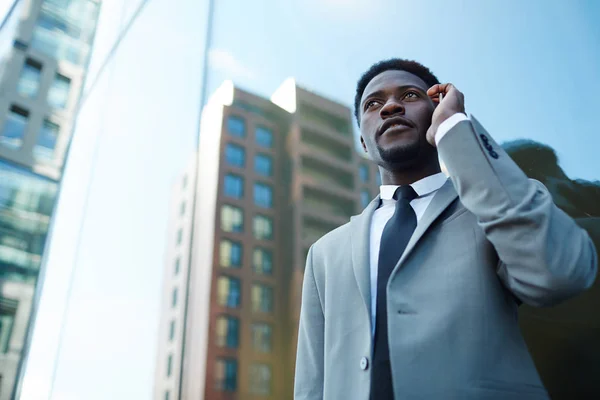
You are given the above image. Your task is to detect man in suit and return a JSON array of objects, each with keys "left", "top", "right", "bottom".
[{"left": 294, "top": 59, "right": 598, "bottom": 400}]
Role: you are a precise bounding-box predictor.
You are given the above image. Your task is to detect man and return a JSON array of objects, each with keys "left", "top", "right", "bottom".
[{"left": 294, "top": 59, "right": 598, "bottom": 400}]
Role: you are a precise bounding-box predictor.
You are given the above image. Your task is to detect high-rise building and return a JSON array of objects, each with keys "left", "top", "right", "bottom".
[
  {"left": 0, "top": 1, "right": 101, "bottom": 398},
  {"left": 153, "top": 80, "right": 380, "bottom": 400}
]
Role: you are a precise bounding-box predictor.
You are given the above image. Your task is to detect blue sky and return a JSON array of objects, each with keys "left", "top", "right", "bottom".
[{"left": 11, "top": 0, "right": 600, "bottom": 399}]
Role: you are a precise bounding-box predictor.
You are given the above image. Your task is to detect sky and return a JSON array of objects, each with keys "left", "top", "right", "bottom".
[{"left": 6, "top": 0, "right": 600, "bottom": 399}]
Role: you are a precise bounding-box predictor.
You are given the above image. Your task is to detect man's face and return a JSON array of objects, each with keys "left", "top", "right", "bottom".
[{"left": 359, "top": 70, "right": 436, "bottom": 169}]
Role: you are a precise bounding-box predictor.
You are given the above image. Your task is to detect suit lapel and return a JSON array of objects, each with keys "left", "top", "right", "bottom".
[
  {"left": 390, "top": 178, "right": 458, "bottom": 279},
  {"left": 350, "top": 196, "right": 380, "bottom": 323}
]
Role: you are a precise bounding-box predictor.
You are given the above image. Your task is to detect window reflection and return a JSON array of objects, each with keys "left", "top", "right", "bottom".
[
  {"left": 47, "top": 73, "right": 71, "bottom": 109},
  {"left": 30, "top": 0, "right": 100, "bottom": 65},
  {"left": 17, "top": 59, "right": 43, "bottom": 99},
  {"left": 249, "top": 363, "right": 272, "bottom": 395},
  {"left": 217, "top": 276, "right": 241, "bottom": 308},
  {"left": 0, "top": 161, "right": 58, "bottom": 283},
  {"left": 223, "top": 174, "right": 244, "bottom": 199},
  {"left": 254, "top": 153, "right": 273, "bottom": 177},
  {"left": 251, "top": 283, "right": 273, "bottom": 313},
  {"left": 219, "top": 239, "right": 242, "bottom": 268},
  {"left": 253, "top": 215, "right": 273, "bottom": 240},
  {"left": 215, "top": 358, "right": 237, "bottom": 391},
  {"left": 174, "top": 257, "right": 180, "bottom": 275},
  {"left": 255, "top": 126, "right": 273, "bottom": 148},
  {"left": 171, "top": 287, "right": 177, "bottom": 308},
  {"left": 252, "top": 247, "right": 273, "bottom": 275},
  {"left": 215, "top": 315, "right": 239, "bottom": 348},
  {"left": 1, "top": 106, "right": 29, "bottom": 150},
  {"left": 224, "top": 143, "right": 245, "bottom": 167},
  {"left": 221, "top": 205, "right": 243, "bottom": 233},
  {"left": 34, "top": 119, "right": 60, "bottom": 162},
  {"left": 254, "top": 182, "right": 273, "bottom": 208},
  {"left": 251, "top": 322, "right": 272, "bottom": 353},
  {"left": 168, "top": 320, "right": 175, "bottom": 341},
  {"left": 227, "top": 116, "right": 245, "bottom": 138},
  {"left": 166, "top": 354, "right": 172, "bottom": 377},
  {"left": 0, "top": 297, "right": 17, "bottom": 353}
]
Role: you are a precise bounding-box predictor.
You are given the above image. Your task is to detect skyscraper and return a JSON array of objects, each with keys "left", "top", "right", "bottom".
[
  {"left": 0, "top": 1, "right": 101, "bottom": 398},
  {"left": 153, "top": 80, "right": 380, "bottom": 399}
]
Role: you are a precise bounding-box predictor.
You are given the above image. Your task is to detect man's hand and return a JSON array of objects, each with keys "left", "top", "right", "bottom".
[{"left": 426, "top": 83, "right": 466, "bottom": 146}]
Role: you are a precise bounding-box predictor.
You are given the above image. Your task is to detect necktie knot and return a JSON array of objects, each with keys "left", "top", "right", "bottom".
[{"left": 393, "top": 185, "right": 418, "bottom": 202}]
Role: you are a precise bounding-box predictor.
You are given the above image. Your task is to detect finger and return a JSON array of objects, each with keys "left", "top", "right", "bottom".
[{"left": 427, "top": 83, "right": 455, "bottom": 96}]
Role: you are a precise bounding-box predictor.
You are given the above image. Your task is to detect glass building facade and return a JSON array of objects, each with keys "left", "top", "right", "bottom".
[
  {"left": 0, "top": 1, "right": 101, "bottom": 399},
  {"left": 0, "top": 1, "right": 596, "bottom": 400}
]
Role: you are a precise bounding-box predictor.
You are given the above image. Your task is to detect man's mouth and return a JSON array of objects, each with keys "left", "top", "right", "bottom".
[
  {"left": 386, "top": 123, "right": 410, "bottom": 131},
  {"left": 378, "top": 117, "right": 414, "bottom": 136}
]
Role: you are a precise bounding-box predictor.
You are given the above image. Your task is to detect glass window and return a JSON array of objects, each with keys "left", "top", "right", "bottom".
[
  {"left": 34, "top": 119, "right": 60, "bottom": 162},
  {"left": 217, "top": 276, "right": 241, "bottom": 308},
  {"left": 224, "top": 174, "right": 244, "bottom": 199},
  {"left": 17, "top": 59, "right": 42, "bottom": 98},
  {"left": 219, "top": 239, "right": 242, "bottom": 268},
  {"left": 182, "top": 175, "right": 188, "bottom": 189},
  {"left": 0, "top": 161, "right": 58, "bottom": 283},
  {"left": 361, "top": 190, "right": 371, "bottom": 208},
  {"left": 256, "top": 126, "right": 273, "bottom": 148},
  {"left": 180, "top": 202, "right": 185, "bottom": 216},
  {"left": 225, "top": 143, "right": 245, "bottom": 167},
  {"left": 174, "top": 257, "right": 180, "bottom": 275},
  {"left": 221, "top": 205, "right": 244, "bottom": 233},
  {"left": 253, "top": 215, "right": 273, "bottom": 241},
  {"left": 251, "top": 284, "right": 273, "bottom": 313},
  {"left": 172, "top": 287, "right": 178, "bottom": 308},
  {"left": 176, "top": 228, "right": 183, "bottom": 245},
  {"left": 30, "top": 0, "right": 100, "bottom": 65},
  {"left": 254, "top": 154, "right": 273, "bottom": 177},
  {"left": 253, "top": 248, "right": 273, "bottom": 275},
  {"left": 249, "top": 363, "right": 272, "bottom": 396},
  {"left": 359, "top": 164, "right": 369, "bottom": 183},
  {"left": 164, "top": 391, "right": 170, "bottom": 400},
  {"left": 215, "top": 358, "right": 237, "bottom": 391},
  {"left": 169, "top": 320, "right": 175, "bottom": 341},
  {"left": 1, "top": 105, "right": 29, "bottom": 150},
  {"left": 48, "top": 73, "right": 71, "bottom": 109},
  {"left": 227, "top": 116, "right": 245, "bottom": 138},
  {"left": 251, "top": 323, "right": 272, "bottom": 353},
  {"left": 0, "top": 298, "right": 17, "bottom": 353},
  {"left": 167, "top": 354, "right": 172, "bottom": 377},
  {"left": 254, "top": 183, "right": 273, "bottom": 208},
  {"left": 215, "top": 315, "right": 240, "bottom": 348}
]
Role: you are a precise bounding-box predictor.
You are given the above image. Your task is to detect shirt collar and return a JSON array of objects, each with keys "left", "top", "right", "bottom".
[{"left": 379, "top": 172, "right": 448, "bottom": 200}]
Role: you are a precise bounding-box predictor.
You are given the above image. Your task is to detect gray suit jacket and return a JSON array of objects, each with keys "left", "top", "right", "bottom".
[{"left": 294, "top": 117, "right": 598, "bottom": 400}]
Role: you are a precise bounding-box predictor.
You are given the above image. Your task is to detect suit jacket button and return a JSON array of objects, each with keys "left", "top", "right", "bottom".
[
  {"left": 484, "top": 143, "right": 493, "bottom": 152},
  {"left": 490, "top": 150, "right": 499, "bottom": 159},
  {"left": 360, "top": 357, "right": 369, "bottom": 370},
  {"left": 480, "top": 134, "right": 489, "bottom": 143}
]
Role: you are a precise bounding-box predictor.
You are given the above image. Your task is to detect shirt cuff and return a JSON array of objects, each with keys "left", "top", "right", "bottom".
[{"left": 435, "top": 113, "right": 469, "bottom": 146}]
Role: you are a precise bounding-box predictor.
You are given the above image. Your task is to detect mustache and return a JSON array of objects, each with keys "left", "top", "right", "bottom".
[{"left": 377, "top": 116, "right": 415, "bottom": 137}]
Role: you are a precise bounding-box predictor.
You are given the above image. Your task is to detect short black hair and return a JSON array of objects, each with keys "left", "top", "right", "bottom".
[{"left": 354, "top": 58, "right": 440, "bottom": 125}]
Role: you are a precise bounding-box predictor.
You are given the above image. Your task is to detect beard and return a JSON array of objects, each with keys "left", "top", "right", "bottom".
[{"left": 377, "top": 139, "right": 430, "bottom": 170}]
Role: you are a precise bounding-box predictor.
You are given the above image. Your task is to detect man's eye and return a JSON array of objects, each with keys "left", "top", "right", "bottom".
[
  {"left": 404, "top": 92, "right": 419, "bottom": 99},
  {"left": 365, "top": 100, "right": 380, "bottom": 109}
]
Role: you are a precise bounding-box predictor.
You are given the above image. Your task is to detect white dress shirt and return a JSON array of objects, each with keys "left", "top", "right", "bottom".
[{"left": 368, "top": 114, "right": 468, "bottom": 336}]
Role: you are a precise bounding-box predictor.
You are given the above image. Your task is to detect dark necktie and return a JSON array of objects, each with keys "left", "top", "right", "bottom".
[{"left": 370, "top": 185, "right": 418, "bottom": 400}]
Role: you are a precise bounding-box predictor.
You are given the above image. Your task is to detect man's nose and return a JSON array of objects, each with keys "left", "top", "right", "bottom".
[{"left": 380, "top": 99, "right": 405, "bottom": 118}]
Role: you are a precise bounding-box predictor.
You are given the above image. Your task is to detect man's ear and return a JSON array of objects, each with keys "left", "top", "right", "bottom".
[{"left": 360, "top": 136, "right": 368, "bottom": 153}]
